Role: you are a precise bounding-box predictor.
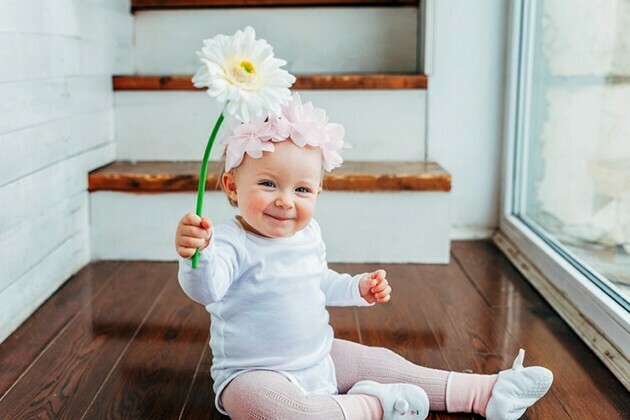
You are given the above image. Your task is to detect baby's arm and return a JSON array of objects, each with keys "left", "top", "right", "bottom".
[
  {"left": 176, "top": 212, "right": 242, "bottom": 305},
  {"left": 320, "top": 267, "right": 375, "bottom": 307},
  {"left": 311, "top": 218, "right": 373, "bottom": 306}
]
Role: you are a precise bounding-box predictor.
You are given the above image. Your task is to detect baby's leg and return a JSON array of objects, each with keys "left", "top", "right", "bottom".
[
  {"left": 331, "top": 339, "right": 553, "bottom": 419},
  {"left": 330, "top": 338, "right": 496, "bottom": 415},
  {"left": 220, "top": 369, "right": 382, "bottom": 420}
]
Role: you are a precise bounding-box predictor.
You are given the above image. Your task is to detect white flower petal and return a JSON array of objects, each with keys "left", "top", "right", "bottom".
[{"left": 193, "top": 27, "right": 295, "bottom": 120}]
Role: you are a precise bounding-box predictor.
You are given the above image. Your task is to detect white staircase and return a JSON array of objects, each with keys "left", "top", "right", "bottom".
[{"left": 90, "top": 0, "right": 452, "bottom": 263}]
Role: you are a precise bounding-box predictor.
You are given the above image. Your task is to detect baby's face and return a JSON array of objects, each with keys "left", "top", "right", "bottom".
[{"left": 223, "top": 141, "right": 323, "bottom": 238}]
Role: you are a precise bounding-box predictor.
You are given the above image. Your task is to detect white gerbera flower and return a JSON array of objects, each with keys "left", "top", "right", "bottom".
[{"left": 192, "top": 26, "right": 296, "bottom": 122}]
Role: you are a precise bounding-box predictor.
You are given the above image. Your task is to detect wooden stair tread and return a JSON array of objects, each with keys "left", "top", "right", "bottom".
[
  {"left": 89, "top": 161, "right": 451, "bottom": 192},
  {"left": 132, "top": 0, "right": 418, "bottom": 11},
  {"left": 113, "top": 74, "right": 428, "bottom": 90}
]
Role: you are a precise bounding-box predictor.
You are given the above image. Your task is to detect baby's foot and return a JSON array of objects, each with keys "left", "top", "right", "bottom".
[
  {"left": 347, "top": 380, "right": 429, "bottom": 420},
  {"left": 486, "top": 349, "right": 553, "bottom": 420}
]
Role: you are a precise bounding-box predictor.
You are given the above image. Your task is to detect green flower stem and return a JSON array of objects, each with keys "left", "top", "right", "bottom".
[{"left": 192, "top": 111, "right": 225, "bottom": 268}]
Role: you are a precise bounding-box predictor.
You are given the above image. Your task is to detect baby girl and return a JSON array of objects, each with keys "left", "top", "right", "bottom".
[{"left": 175, "top": 93, "right": 553, "bottom": 419}]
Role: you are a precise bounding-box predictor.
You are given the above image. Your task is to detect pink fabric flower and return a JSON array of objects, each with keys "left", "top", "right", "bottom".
[
  {"left": 320, "top": 122, "right": 348, "bottom": 171},
  {"left": 220, "top": 118, "right": 275, "bottom": 171},
  {"left": 259, "top": 115, "right": 291, "bottom": 142},
  {"left": 281, "top": 93, "right": 329, "bottom": 148},
  {"left": 220, "top": 92, "right": 350, "bottom": 172}
]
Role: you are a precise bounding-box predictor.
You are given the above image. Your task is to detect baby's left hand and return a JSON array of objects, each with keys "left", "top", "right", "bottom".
[{"left": 359, "top": 269, "right": 391, "bottom": 304}]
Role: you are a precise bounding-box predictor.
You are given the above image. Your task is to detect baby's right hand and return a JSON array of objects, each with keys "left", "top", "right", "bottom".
[{"left": 175, "top": 212, "right": 213, "bottom": 258}]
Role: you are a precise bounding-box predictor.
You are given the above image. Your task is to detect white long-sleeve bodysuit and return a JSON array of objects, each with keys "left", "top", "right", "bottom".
[{"left": 178, "top": 217, "right": 373, "bottom": 415}]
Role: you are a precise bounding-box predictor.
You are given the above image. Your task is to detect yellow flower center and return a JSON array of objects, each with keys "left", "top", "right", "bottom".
[
  {"left": 228, "top": 59, "right": 257, "bottom": 88},
  {"left": 240, "top": 61, "right": 255, "bottom": 74}
]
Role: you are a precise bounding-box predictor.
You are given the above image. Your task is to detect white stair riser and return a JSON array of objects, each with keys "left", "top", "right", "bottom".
[
  {"left": 114, "top": 90, "right": 426, "bottom": 161},
  {"left": 134, "top": 8, "right": 418, "bottom": 74},
  {"left": 90, "top": 191, "right": 450, "bottom": 263}
]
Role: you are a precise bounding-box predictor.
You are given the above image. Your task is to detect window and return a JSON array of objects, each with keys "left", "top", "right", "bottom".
[{"left": 501, "top": 0, "right": 629, "bottom": 387}]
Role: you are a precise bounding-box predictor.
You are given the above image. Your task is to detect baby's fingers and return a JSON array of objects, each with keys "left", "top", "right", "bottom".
[
  {"left": 376, "top": 293, "right": 391, "bottom": 303},
  {"left": 179, "top": 236, "right": 207, "bottom": 249},
  {"left": 181, "top": 212, "right": 202, "bottom": 226},
  {"left": 200, "top": 217, "right": 212, "bottom": 230},
  {"left": 176, "top": 246, "right": 196, "bottom": 258},
  {"left": 181, "top": 225, "right": 211, "bottom": 239},
  {"left": 373, "top": 286, "right": 391, "bottom": 300},
  {"left": 371, "top": 280, "right": 389, "bottom": 293}
]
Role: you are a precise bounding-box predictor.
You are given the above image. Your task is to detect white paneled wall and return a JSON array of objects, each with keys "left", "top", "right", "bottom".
[{"left": 0, "top": 0, "right": 132, "bottom": 343}]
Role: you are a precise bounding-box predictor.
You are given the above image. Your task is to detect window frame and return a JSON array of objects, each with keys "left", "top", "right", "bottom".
[{"left": 499, "top": 0, "right": 630, "bottom": 387}]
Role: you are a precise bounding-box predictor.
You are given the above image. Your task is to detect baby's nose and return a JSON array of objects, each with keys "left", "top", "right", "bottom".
[{"left": 275, "top": 197, "right": 293, "bottom": 209}]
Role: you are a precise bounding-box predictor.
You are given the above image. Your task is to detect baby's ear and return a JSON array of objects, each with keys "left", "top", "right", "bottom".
[{"left": 221, "top": 171, "right": 238, "bottom": 201}]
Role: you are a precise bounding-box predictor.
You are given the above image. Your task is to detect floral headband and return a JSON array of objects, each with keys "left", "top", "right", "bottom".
[{"left": 220, "top": 93, "right": 351, "bottom": 172}]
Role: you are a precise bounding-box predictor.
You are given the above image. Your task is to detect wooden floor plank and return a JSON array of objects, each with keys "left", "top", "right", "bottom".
[
  {"left": 453, "top": 241, "right": 628, "bottom": 418},
  {"left": 451, "top": 240, "right": 547, "bottom": 309},
  {"left": 401, "top": 260, "right": 567, "bottom": 418},
  {"left": 0, "top": 262, "right": 172, "bottom": 419},
  {"left": 0, "top": 261, "right": 124, "bottom": 398},
  {"left": 83, "top": 273, "right": 209, "bottom": 418},
  {"left": 410, "top": 263, "right": 520, "bottom": 355},
  {"left": 328, "top": 306, "right": 361, "bottom": 342},
  {"left": 179, "top": 346, "right": 227, "bottom": 420},
  {"left": 497, "top": 304, "right": 630, "bottom": 419},
  {"left": 352, "top": 263, "right": 448, "bottom": 369}
]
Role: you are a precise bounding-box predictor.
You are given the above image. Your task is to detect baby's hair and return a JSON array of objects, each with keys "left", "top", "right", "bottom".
[{"left": 216, "top": 146, "right": 327, "bottom": 209}]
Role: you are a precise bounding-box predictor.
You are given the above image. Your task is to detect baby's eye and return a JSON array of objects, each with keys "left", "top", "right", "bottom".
[
  {"left": 260, "top": 181, "right": 275, "bottom": 188},
  {"left": 296, "top": 187, "right": 311, "bottom": 193}
]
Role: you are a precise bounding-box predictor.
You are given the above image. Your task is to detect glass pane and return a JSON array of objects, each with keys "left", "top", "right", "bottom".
[{"left": 517, "top": 0, "right": 630, "bottom": 306}]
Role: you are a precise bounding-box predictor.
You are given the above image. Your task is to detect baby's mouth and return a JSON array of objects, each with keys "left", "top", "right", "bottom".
[{"left": 265, "top": 213, "right": 293, "bottom": 221}]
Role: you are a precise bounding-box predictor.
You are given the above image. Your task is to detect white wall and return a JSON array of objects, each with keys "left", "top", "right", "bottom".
[
  {"left": 0, "top": 0, "right": 132, "bottom": 343},
  {"left": 428, "top": 0, "right": 508, "bottom": 239}
]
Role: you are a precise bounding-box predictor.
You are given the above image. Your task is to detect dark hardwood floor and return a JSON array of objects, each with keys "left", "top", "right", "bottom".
[{"left": 0, "top": 241, "right": 627, "bottom": 419}]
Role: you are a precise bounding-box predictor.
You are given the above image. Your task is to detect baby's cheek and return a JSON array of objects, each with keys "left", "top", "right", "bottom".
[
  {"left": 255, "top": 194, "right": 270, "bottom": 210},
  {"left": 245, "top": 194, "right": 269, "bottom": 215},
  {"left": 297, "top": 201, "right": 316, "bottom": 226}
]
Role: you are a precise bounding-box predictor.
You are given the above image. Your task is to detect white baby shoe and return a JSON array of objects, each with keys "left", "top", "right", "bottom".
[
  {"left": 486, "top": 349, "right": 553, "bottom": 420},
  {"left": 347, "top": 380, "right": 430, "bottom": 420}
]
